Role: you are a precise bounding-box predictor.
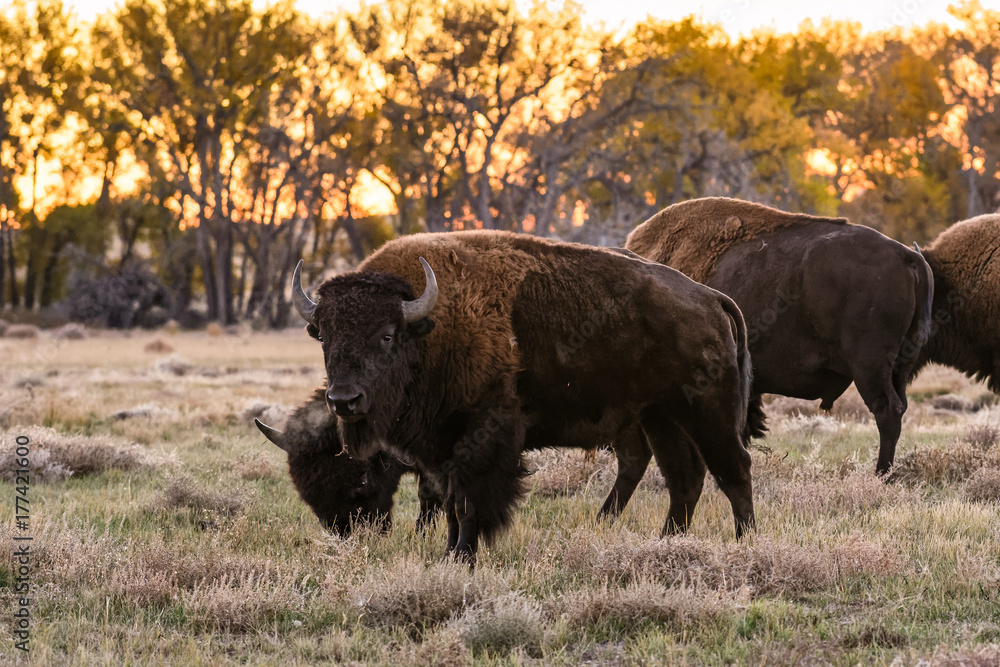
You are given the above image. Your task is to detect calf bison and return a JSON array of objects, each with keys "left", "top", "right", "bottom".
[
  {"left": 914, "top": 214, "right": 1000, "bottom": 392},
  {"left": 626, "top": 197, "right": 934, "bottom": 475},
  {"left": 293, "top": 230, "right": 754, "bottom": 563},
  {"left": 254, "top": 389, "right": 441, "bottom": 535}
]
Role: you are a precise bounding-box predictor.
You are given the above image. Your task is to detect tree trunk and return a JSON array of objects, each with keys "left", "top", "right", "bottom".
[
  {"left": 23, "top": 230, "right": 39, "bottom": 310},
  {"left": 196, "top": 217, "right": 218, "bottom": 321},
  {"left": 0, "top": 225, "right": 6, "bottom": 307},
  {"left": 6, "top": 226, "right": 18, "bottom": 307},
  {"left": 39, "top": 240, "right": 67, "bottom": 307}
]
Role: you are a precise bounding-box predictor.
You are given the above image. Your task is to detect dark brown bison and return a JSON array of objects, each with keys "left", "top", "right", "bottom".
[
  {"left": 293, "top": 230, "right": 754, "bottom": 563},
  {"left": 626, "top": 197, "right": 934, "bottom": 476},
  {"left": 258, "top": 394, "right": 654, "bottom": 537},
  {"left": 254, "top": 389, "right": 442, "bottom": 535},
  {"left": 914, "top": 214, "right": 1000, "bottom": 392}
]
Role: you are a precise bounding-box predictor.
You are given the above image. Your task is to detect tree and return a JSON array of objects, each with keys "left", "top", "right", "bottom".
[
  {"left": 92, "top": 0, "right": 311, "bottom": 323},
  {"left": 0, "top": 0, "right": 85, "bottom": 308}
]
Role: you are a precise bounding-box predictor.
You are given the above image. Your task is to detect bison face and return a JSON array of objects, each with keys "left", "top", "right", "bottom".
[
  {"left": 292, "top": 259, "right": 437, "bottom": 458},
  {"left": 293, "top": 448, "right": 400, "bottom": 537},
  {"left": 254, "top": 393, "right": 401, "bottom": 536}
]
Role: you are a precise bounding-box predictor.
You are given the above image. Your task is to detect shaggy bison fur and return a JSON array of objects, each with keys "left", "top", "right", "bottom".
[{"left": 294, "top": 230, "right": 754, "bottom": 563}]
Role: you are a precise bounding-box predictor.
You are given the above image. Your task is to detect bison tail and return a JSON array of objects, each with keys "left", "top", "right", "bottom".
[
  {"left": 900, "top": 248, "right": 935, "bottom": 384},
  {"left": 719, "top": 294, "right": 757, "bottom": 446}
]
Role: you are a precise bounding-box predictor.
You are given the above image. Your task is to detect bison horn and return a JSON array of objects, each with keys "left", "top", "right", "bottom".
[
  {"left": 401, "top": 257, "right": 438, "bottom": 323},
  {"left": 913, "top": 242, "right": 922, "bottom": 255},
  {"left": 254, "top": 418, "right": 288, "bottom": 452},
  {"left": 291, "top": 260, "right": 317, "bottom": 324}
]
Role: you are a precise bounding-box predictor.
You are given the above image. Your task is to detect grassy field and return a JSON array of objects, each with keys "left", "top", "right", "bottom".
[{"left": 1, "top": 328, "right": 999, "bottom": 665}]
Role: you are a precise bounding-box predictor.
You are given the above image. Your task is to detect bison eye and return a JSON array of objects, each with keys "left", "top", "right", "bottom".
[{"left": 382, "top": 334, "right": 393, "bottom": 344}]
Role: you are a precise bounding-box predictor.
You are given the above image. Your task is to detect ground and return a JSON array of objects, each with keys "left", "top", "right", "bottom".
[{"left": 0, "top": 327, "right": 998, "bottom": 665}]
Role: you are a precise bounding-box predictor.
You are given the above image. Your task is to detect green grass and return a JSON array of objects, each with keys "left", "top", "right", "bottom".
[{"left": 0, "top": 332, "right": 998, "bottom": 665}]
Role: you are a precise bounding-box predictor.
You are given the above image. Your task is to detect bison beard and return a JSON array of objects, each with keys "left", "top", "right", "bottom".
[{"left": 297, "top": 230, "right": 755, "bottom": 564}]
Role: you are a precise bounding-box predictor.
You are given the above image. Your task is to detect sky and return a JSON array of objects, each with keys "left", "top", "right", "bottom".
[{"left": 61, "top": 0, "right": 974, "bottom": 35}]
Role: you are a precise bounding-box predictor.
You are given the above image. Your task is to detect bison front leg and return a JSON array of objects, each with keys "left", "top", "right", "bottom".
[
  {"left": 416, "top": 474, "right": 442, "bottom": 531},
  {"left": 598, "top": 423, "right": 652, "bottom": 520},
  {"left": 444, "top": 405, "right": 527, "bottom": 566}
]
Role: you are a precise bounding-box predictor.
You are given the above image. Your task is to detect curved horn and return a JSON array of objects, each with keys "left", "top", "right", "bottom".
[
  {"left": 254, "top": 418, "right": 289, "bottom": 452},
  {"left": 401, "top": 257, "right": 438, "bottom": 323},
  {"left": 291, "top": 260, "right": 317, "bottom": 324},
  {"left": 913, "top": 242, "right": 922, "bottom": 255}
]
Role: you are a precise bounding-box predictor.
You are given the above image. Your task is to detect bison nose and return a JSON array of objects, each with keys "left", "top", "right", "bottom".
[{"left": 327, "top": 386, "right": 367, "bottom": 417}]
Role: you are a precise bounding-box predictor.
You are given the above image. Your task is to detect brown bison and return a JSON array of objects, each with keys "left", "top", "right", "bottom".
[
  {"left": 257, "top": 393, "right": 654, "bottom": 537},
  {"left": 914, "top": 214, "right": 1000, "bottom": 392},
  {"left": 254, "top": 389, "right": 442, "bottom": 535},
  {"left": 293, "top": 230, "right": 754, "bottom": 563},
  {"left": 626, "top": 197, "right": 934, "bottom": 476}
]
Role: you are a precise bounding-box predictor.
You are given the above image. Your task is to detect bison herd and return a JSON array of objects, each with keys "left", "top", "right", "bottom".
[{"left": 254, "top": 197, "right": 1000, "bottom": 565}]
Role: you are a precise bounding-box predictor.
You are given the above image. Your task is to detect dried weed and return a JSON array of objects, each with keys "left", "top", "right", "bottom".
[
  {"left": 563, "top": 533, "right": 906, "bottom": 598},
  {"left": 0, "top": 426, "right": 160, "bottom": 481},
  {"left": 353, "top": 558, "right": 491, "bottom": 637},
  {"left": 452, "top": 592, "right": 544, "bottom": 657}
]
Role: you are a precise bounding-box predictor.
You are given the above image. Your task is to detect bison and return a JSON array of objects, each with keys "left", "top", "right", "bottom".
[
  {"left": 258, "top": 394, "right": 659, "bottom": 538},
  {"left": 914, "top": 214, "right": 1000, "bottom": 393},
  {"left": 626, "top": 197, "right": 934, "bottom": 476},
  {"left": 254, "top": 388, "right": 442, "bottom": 535},
  {"left": 293, "top": 230, "right": 754, "bottom": 563}
]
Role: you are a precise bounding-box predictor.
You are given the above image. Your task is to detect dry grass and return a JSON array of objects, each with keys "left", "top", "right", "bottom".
[
  {"left": 563, "top": 533, "right": 906, "bottom": 598},
  {"left": 891, "top": 423, "right": 1000, "bottom": 485},
  {"left": 51, "top": 323, "right": 88, "bottom": 340},
  {"left": 232, "top": 452, "right": 279, "bottom": 480},
  {"left": 558, "top": 580, "right": 735, "bottom": 633},
  {"left": 0, "top": 426, "right": 160, "bottom": 481},
  {"left": 353, "top": 558, "right": 492, "bottom": 637},
  {"left": 4, "top": 323, "right": 40, "bottom": 339},
  {"left": 144, "top": 338, "right": 175, "bottom": 353},
  {"left": 453, "top": 592, "right": 545, "bottom": 657},
  {"left": 525, "top": 448, "right": 618, "bottom": 497},
  {"left": 964, "top": 468, "right": 1000, "bottom": 502},
  {"left": 238, "top": 399, "right": 290, "bottom": 427},
  {"left": 151, "top": 474, "right": 248, "bottom": 516},
  {"left": 0, "top": 336, "right": 997, "bottom": 665}
]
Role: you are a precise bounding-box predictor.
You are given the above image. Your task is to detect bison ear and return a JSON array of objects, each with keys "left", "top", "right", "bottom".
[
  {"left": 407, "top": 317, "right": 436, "bottom": 338},
  {"left": 306, "top": 323, "right": 321, "bottom": 341}
]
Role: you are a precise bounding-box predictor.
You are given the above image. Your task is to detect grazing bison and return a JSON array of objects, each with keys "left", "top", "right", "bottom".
[
  {"left": 259, "top": 395, "right": 654, "bottom": 537},
  {"left": 914, "top": 214, "right": 1000, "bottom": 392},
  {"left": 254, "top": 389, "right": 442, "bottom": 535},
  {"left": 626, "top": 197, "right": 934, "bottom": 476},
  {"left": 293, "top": 230, "right": 754, "bottom": 563}
]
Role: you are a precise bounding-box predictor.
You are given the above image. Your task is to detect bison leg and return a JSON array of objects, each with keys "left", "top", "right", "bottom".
[
  {"left": 853, "top": 366, "right": 905, "bottom": 476},
  {"left": 445, "top": 405, "right": 528, "bottom": 566},
  {"left": 445, "top": 499, "right": 460, "bottom": 552},
  {"left": 598, "top": 423, "right": 652, "bottom": 519},
  {"left": 637, "top": 410, "right": 708, "bottom": 536},
  {"left": 416, "top": 474, "right": 442, "bottom": 531},
  {"left": 648, "top": 405, "right": 755, "bottom": 539}
]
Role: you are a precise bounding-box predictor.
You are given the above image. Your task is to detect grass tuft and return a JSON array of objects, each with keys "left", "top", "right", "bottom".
[
  {"left": 354, "top": 558, "right": 490, "bottom": 637},
  {"left": 0, "top": 426, "right": 159, "bottom": 481},
  {"left": 152, "top": 474, "right": 247, "bottom": 516},
  {"left": 453, "top": 592, "right": 545, "bottom": 657}
]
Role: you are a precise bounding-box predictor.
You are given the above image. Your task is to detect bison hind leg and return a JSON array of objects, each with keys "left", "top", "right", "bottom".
[
  {"left": 644, "top": 403, "right": 755, "bottom": 540},
  {"left": 637, "top": 410, "right": 708, "bottom": 537},
  {"left": 598, "top": 422, "right": 653, "bottom": 520}
]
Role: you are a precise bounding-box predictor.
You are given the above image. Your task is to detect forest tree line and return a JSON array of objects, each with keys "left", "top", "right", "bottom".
[{"left": 1, "top": 0, "right": 998, "bottom": 327}]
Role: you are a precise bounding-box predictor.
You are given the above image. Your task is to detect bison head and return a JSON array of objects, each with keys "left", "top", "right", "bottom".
[
  {"left": 254, "top": 390, "right": 403, "bottom": 536},
  {"left": 292, "top": 259, "right": 437, "bottom": 458}
]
